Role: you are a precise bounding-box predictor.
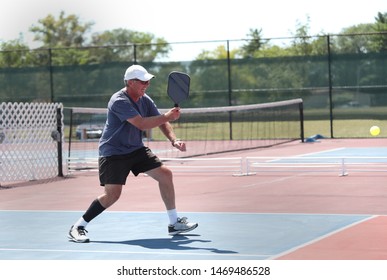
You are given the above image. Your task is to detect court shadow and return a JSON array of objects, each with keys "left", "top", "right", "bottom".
[{"left": 93, "top": 235, "right": 237, "bottom": 254}]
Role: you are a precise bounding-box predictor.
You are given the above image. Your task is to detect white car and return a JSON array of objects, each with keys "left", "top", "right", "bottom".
[{"left": 76, "top": 117, "right": 106, "bottom": 140}]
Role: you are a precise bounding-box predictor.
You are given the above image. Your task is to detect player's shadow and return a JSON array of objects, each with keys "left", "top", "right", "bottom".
[{"left": 93, "top": 235, "right": 237, "bottom": 254}]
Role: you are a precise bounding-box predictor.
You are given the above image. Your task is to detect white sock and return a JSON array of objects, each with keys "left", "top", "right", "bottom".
[
  {"left": 73, "top": 217, "right": 88, "bottom": 228},
  {"left": 167, "top": 209, "right": 178, "bottom": 225}
]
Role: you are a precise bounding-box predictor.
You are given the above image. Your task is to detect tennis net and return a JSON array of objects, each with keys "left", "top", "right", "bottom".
[{"left": 66, "top": 98, "right": 304, "bottom": 171}]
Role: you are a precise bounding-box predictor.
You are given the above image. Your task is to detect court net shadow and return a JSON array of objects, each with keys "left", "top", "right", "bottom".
[{"left": 92, "top": 235, "right": 238, "bottom": 254}]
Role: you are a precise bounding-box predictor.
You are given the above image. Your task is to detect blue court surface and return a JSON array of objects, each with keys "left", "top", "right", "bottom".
[
  {"left": 273, "top": 147, "right": 387, "bottom": 163},
  {"left": 0, "top": 210, "right": 371, "bottom": 260},
  {"left": 307, "top": 147, "right": 387, "bottom": 162}
]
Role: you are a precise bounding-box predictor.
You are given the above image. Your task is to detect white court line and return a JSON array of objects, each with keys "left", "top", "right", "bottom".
[
  {"left": 294, "top": 147, "right": 347, "bottom": 158},
  {"left": 0, "top": 211, "right": 376, "bottom": 260},
  {"left": 0, "top": 209, "right": 377, "bottom": 216},
  {"left": 241, "top": 174, "right": 300, "bottom": 188},
  {"left": 267, "top": 147, "right": 347, "bottom": 162},
  {"left": 269, "top": 215, "right": 378, "bottom": 260},
  {"left": 0, "top": 247, "right": 270, "bottom": 259}
]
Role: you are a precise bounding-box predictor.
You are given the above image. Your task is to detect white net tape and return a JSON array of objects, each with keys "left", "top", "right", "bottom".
[{"left": 0, "top": 102, "right": 63, "bottom": 183}]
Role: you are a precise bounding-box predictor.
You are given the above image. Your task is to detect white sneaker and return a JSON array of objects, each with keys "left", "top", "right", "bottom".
[
  {"left": 168, "top": 217, "right": 198, "bottom": 235},
  {"left": 68, "top": 225, "right": 90, "bottom": 243}
]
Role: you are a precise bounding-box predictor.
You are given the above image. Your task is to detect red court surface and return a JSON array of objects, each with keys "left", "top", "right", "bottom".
[{"left": 1, "top": 138, "right": 387, "bottom": 260}]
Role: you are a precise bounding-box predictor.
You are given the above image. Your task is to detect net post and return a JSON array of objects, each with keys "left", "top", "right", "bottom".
[
  {"left": 339, "top": 158, "right": 348, "bottom": 177},
  {"left": 299, "top": 100, "right": 305, "bottom": 142},
  {"left": 56, "top": 106, "right": 64, "bottom": 177}
]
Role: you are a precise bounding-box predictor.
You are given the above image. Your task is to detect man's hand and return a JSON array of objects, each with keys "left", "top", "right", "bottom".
[
  {"left": 171, "top": 139, "right": 186, "bottom": 152},
  {"left": 164, "top": 107, "right": 181, "bottom": 122}
]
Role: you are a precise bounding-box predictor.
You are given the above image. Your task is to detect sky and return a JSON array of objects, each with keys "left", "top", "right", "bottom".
[{"left": 0, "top": 0, "right": 386, "bottom": 60}]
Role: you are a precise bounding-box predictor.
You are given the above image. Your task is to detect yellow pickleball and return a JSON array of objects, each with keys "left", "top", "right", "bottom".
[{"left": 370, "top": 126, "right": 381, "bottom": 136}]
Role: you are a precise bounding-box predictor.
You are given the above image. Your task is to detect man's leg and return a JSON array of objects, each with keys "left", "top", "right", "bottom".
[
  {"left": 98, "top": 184, "right": 123, "bottom": 208},
  {"left": 146, "top": 166, "right": 198, "bottom": 235},
  {"left": 146, "top": 166, "right": 175, "bottom": 210},
  {"left": 68, "top": 185, "right": 123, "bottom": 242}
]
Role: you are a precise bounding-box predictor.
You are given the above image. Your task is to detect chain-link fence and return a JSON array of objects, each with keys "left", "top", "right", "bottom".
[{"left": 1, "top": 34, "right": 386, "bottom": 138}]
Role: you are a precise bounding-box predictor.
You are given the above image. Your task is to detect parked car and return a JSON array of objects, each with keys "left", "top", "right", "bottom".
[{"left": 76, "top": 116, "right": 106, "bottom": 140}]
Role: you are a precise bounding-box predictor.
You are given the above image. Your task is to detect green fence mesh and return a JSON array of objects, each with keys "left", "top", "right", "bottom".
[{"left": 1, "top": 35, "right": 386, "bottom": 138}]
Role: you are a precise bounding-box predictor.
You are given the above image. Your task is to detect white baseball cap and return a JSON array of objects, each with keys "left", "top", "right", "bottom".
[{"left": 124, "top": 65, "right": 155, "bottom": 81}]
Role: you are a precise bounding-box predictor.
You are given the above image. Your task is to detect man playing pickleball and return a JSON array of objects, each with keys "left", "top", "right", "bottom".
[{"left": 68, "top": 65, "right": 198, "bottom": 243}]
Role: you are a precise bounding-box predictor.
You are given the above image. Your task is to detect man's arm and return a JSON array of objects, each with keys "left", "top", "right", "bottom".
[
  {"left": 127, "top": 107, "right": 180, "bottom": 130},
  {"left": 159, "top": 122, "right": 186, "bottom": 152}
]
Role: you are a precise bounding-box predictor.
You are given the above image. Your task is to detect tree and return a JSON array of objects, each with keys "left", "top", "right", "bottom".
[
  {"left": 0, "top": 39, "right": 31, "bottom": 67},
  {"left": 90, "top": 28, "right": 171, "bottom": 62},
  {"left": 374, "top": 12, "right": 387, "bottom": 31},
  {"left": 27, "top": 11, "right": 95, "bottom": 66},
  {"left": 27, "top": 12, "right": 171, "bottom": 66},
  {"left": 29, "top": 11, "right": 94, "bottom": 48},
  {"left": 240, "top": 28, "right": 267, "bottom": 58},
  {"left": 289, "top": 16, "right": 315, "bottom": 56},
  {"left": 334, "top": 24, "right": 375, "bottom": 53},
  {"left": 373, "top": 12, "right": 387, "bottom": 51},
  {"left": 194, "top": 28, "right": 265, "bottom": 60},
  {"left": 196, "top": 45, "right": 239, "bottom": 60}
]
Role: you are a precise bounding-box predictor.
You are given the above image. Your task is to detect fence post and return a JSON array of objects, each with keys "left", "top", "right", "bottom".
[
  {"left": 133, "top": 44, "right": 137, "bottom": 64},
  {"left": 327, "top": 35, "right": 334, "bottom": 138},
  {"left": 48, "top": 48, "right": 54, "bottom": 103},
  {"left": 56, "top": 107, "right": 63, "bottom": 177},
  {"left": 227, "top": 40, "right": 233, "bottom": 140}
]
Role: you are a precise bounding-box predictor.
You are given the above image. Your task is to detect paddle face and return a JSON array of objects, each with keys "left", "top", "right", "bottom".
[{"left": 167, "top": 71, "right": 190, "bottom": 107}]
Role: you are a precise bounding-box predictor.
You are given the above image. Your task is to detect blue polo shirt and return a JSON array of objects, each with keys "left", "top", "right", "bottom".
[{"left": 99, "top": 89, "right": 161, "bottom": 156}]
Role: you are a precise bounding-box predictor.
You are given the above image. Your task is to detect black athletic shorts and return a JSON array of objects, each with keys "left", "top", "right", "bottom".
[{"left": 98, "top": 147, "right": 162, "bottom": 186}]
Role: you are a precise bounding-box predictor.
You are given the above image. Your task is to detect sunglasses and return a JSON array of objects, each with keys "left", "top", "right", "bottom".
[{"left": 132, "top": 79, "right": 150, "bottom": 85}]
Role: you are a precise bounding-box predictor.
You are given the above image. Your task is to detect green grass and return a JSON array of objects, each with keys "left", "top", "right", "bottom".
[
  {"left": 304, "top": 119, "right": 387, "bottom": 138},
  {"left": 63, "top": 119, "right": 386, "bottom": 141}
]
